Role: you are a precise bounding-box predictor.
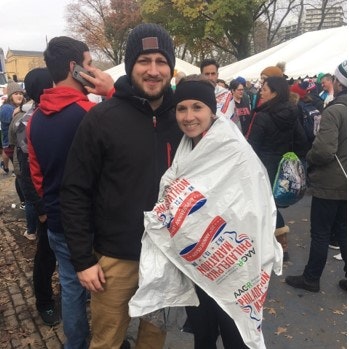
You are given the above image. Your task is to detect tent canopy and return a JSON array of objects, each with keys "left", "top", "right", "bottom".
[
  {"left": 219, "top": 26, "right": 347, "bottom": 82},
  {"left": 106, "top": 58, "right": 200, "bottom": 81}
]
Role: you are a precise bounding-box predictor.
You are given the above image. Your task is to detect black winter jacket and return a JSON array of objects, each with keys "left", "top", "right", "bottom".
[
  {"left": 248, "top": 101, "right": 307, "bottom": 184},
  {"left": 61, "top": 76, "right": 182, "bottom": 272}
]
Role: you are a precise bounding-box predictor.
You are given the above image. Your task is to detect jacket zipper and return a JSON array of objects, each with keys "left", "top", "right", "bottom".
[
  {"left": 166, "top": 142, "right": 172, "bottom": 168},
  {"left": 153, "top": 115, "right": 157, "bottom": 128}
]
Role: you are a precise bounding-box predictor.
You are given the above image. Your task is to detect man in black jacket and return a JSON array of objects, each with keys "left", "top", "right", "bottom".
[{"left": 61, "top": 23, "right": 182, "bottom": 348}]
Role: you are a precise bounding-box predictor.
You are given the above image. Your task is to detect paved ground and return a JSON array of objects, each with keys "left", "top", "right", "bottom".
[{"left": 0, "top": 173, "right": 346, "bottom": 348}]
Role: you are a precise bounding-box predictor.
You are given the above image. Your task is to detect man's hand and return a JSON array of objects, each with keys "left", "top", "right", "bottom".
[
  {"left": 77, "top": 264, "right": 106, "bottom": 292},
  {"left": 80, "top": 67, "right": 114, "bottom": 96}
]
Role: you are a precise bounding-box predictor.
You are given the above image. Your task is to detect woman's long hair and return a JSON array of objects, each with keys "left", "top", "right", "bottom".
[{"left": 263, "top": 76, "right": 290, "bottom": 110}]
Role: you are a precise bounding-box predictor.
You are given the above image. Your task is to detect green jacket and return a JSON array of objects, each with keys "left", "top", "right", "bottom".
[{"left": 306, "top": 93, "right": 347, "bottom": 200}]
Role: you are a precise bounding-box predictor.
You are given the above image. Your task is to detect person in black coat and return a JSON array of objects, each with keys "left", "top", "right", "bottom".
[
  {"left": 11, "top": 68, "right": 59, "bottom": 326},
  {"left": 248, "top": 76, "right": 307, "bottom": 261}
]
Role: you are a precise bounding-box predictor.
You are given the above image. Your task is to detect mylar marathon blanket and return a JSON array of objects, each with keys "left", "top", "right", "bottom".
[{"left": 129, "top": 117, "right": 283, "bottom": 349}]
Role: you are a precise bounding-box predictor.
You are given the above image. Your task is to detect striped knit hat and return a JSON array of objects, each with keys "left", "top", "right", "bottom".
[{"left": 334, "top": 60, "right": 347, "bottom": 87}]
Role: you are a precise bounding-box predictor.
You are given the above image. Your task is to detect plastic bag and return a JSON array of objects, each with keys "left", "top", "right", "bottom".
[
  {"left": 129, "top": 118, "right": 283, "bottom": 349},
  {"left": 272, "top": 152, "right": 306, "bottom": 207}
]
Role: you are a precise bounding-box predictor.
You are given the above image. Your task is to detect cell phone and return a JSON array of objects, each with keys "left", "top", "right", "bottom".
[{"left": 72, "top": 64, "right": 95, "bottom": 88}]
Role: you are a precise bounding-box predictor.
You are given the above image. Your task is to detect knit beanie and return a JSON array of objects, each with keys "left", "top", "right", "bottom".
[
  {"left": 125, "top": 23, "right": 175, "bottom": 77},
  {"left": 6, "top": 81, "right": 24, "bottom": 98},
  {"left": 290, "top": 81, "right": 308, "bottom": 99},
  {"left": 334, "top": 60, "right": 347, "bottom": 87},
  {"left": 24, "top": 68, "right": 53, "bottom": 104},
  {"left": 174, "top": 79, "right": 217, "bottom": 115},
  {"left": 235, "top": 76, "right": 246, "bottom": 87},
  {"left": 316, "top": 72, "right": 325, "bottom": 84},
  {"left": 260, "top": 66, "right": 283, "bottom": 78}
]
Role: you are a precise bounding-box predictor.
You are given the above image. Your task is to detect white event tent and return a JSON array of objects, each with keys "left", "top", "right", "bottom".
[
  {"left": 219, "top": 26, "right": 348, "bottom": 82},
  {"left": 105, "top": 58, "right": 200, "bottom": 81}
]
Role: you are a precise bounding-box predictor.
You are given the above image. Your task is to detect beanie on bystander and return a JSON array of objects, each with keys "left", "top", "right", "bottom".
[
  {"left": 24, "top": 68, "right": 53, "bottom": 104},
  {"left": 316, "top": 72, "right": 325, "bottom": 84},
  {"left": 334, "top": 60, "right": 347, "bottom": 87},
  {"left": 290, "top": 82, "right": 308, "bottom": 99},
  {"left": 260, "top": 66, "right": 284, "bottom": 78},
  {"left": 235, "top": 76, "right": 246, "bottom": 87},
  {"left": 6, "top": 81, "right": 24, "bottom": 98},
  {"left": 125, "top": 23, "right": 175, "bottom": 77}
]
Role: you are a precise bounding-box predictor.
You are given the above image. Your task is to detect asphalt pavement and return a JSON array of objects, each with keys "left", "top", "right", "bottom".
[{"left": 0, "top": 173, "right": 346, "bottom": 349}]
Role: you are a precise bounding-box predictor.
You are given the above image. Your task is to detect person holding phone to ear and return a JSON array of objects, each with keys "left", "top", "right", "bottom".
[
  {"left": 27, "top": 36, "right": 114, "bottom": 349},
  {"left": 72, "top": 63, "right": 96, "bottom": 88}
]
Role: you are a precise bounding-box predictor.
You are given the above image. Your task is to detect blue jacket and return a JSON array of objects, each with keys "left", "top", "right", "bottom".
[
  {"left": 0, "top": 103, "right": 15, "bottom": 147},
  {"left": 28, "top": 86, "right": 96, "bottom": 233}
]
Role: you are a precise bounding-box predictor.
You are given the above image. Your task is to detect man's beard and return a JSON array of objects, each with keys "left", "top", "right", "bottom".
[{"left": 131, "top": 77, "right": 170, "bottom": 101}]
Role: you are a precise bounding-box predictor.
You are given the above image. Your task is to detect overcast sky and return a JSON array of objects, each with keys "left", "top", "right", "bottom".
[
  {"left": 0, "top": 0, "right": 71, "bottom": 55},
  {"left": 1, "top": 0, "right": 346, "bottom": 57}
]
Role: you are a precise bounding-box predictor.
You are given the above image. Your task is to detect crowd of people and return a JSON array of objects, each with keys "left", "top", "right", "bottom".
[{"left": 0, "top": 23, "right": 346, "bottom": 349}]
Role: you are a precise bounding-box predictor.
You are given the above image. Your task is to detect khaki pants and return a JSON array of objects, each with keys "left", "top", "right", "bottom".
[{"left": 89, "top": 256, "right": 166, "bottom": 349}]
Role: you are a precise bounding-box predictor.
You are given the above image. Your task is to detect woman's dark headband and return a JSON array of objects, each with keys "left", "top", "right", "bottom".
[{"left": 174, "top": 80, "right": 217, "bottom": 114}]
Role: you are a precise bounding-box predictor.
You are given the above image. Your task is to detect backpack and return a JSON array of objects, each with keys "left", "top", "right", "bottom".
[
  {"left": 15, "top": 107, "right": 35, "bottom": 153},
  {"left": 299, "top": 101, "right": 321, "bottom": 143}
]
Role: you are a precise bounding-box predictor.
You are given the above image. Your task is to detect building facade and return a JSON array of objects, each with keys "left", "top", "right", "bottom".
[
  {"left": 276, "top": 5, "right": 346, "bottom": 44},
  {"left": 302, "top": 6, "right": 346, "bottom": 32},
  {"left": 5, "top": 50, "right": 45, "bottom": 81}
]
